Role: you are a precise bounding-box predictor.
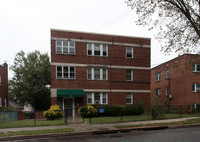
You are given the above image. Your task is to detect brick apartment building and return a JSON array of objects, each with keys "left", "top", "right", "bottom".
[
  {"left": 151, "top": 54, "right": 200, "bottom": 107},
  {"left": 0, "top": 62, "right": 8, "bottom": 111},
  {"left": 51, "top": 29, "right": 151, "bottom": 116}
]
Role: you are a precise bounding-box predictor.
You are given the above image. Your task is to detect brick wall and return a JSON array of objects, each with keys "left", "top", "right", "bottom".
[
  {"left": 51, "top": 29, "right": 151, "bottom": 107},
  {"left": 0, "top": 63, "right": 8, "bottom": 110},
  {"left": 151, "top": 54, "right": 200, "bottom": 106}
]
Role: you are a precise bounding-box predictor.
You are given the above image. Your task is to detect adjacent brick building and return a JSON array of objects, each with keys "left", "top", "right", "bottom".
[
  {"left": 151, "top": 54, "right": 200, "bottom": 107},
  {"left": 0, "top": 61, "right": 8, "bottom": 111},
  {"left": 51, "top": 29, "right": 151, "bottom": 116}
]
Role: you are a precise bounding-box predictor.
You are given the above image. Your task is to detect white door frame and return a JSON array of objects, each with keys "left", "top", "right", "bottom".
[{"left": 63, "top": 97, "right": 75, "bottom": 117}]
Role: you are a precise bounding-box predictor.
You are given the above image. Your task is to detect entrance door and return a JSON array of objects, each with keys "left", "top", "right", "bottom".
[{"left": 64, "top": 99, "right": 73, "bottom": 117}]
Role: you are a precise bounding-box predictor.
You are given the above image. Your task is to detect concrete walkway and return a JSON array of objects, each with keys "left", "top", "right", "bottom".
[{"left": 0, "top": 117, "right": 199, "bottom": 133}]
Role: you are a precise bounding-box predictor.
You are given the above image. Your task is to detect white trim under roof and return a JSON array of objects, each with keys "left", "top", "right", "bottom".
[
  {"left": 51, "top": 88, "right": 150, "bottom": 94},
  {"left": 84, "top": 89, "right": 150, "bottom": 93},
  {"left": 51, "top": 62, "right": 150, "bottom": 70}
]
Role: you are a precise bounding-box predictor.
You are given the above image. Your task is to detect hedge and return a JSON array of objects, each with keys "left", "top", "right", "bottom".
[{"left": 78, "top": 103, "right": 144, "bottom": 118}]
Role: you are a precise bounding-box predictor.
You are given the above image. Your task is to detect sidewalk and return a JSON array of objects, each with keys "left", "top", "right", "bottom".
[{"left": 0, "top": 117, "right": 199, "bottom": 133}]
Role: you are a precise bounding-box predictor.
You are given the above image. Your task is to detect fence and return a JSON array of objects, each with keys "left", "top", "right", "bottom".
[
  {"left": 82, "top": 105, "right": 200, "bottom": 123},
  {"left": 0, "top": 105, "right": 199, "bottom": 126}
]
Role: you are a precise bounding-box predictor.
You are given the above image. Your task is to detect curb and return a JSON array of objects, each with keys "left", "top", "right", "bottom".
[
  {"left": 1, "top": 124, "right": 200, "bottom": 141},
  {"left": 0, "top": 126, "right": 168, "bottom": 141}
]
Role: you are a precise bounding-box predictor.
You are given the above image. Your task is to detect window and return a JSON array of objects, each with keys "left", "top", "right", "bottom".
[
  {"left": 126, "top": 93, "right": 133, "bottom": 104},
  {"left": 0, "top": 97, "right": 1, "bottom": 107},
  {"left": 193, "top": 64, "right": 200, "bottom": 72},
  {"left": 4, "top": 98, "right": 6, "bottom": 107},
  {"left": 56, "top": 40, "right": 75, "bottom": 54},
  {"left": 56, "top": 66, "right": 75, "bottom": 79},
  {"left": 155, "top": 88, "right": 161, "bottom": 97},
  {"left": 94, "top": 93, "right": 100, "bottom": 104},
  {"left": 192, "top": 84, "right": 200, "bottom": 92},
  {"left": 87, "top": 43, "right": 108, "bottom": 57},
  {"left": 156, "top": 72, "right": 161, "bottom": 81},
  {"left": 126, "top": 69, "right": 133, "bottom": 81},
  {"left": 166, "top": 70, "right": 169, "bottom": 78},
  {"left": 166, "top": 87, "right": 169, "bottom": 96},
  {"left": 87, "top": 68, "right": 107, "bottom": 80},
  {"left": 102, "top": 93, "right": 107, "bottom": 104},
  {"left": 94, "top": 68, "right": 100, "bottom": 80},
  {"left": 126, "top": 47, "right": 133, "bottom": 58},
  {"left": 94, "top": 44, "right": 100, "bottom": 56},
  {"left": 87, "top": 93, "right": 92, "bottom": 104},
  {"left": 0, "top": 75, "right": 1, "bottom": 86},
  {"left": 87, "top": 93, "right": 108, "bottom": 105}
]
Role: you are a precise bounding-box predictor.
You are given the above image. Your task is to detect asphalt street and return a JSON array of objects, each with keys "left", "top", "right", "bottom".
[{"left": 12, "top": 127, "right": 200, "bottom": 142}]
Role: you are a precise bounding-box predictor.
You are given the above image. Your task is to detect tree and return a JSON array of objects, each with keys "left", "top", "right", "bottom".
[
  {"left": 9, "top": 50, "right": 51, "bottom": 111},
  {"left": 125, "top": 0, "right": 200, "bottom": 54}
]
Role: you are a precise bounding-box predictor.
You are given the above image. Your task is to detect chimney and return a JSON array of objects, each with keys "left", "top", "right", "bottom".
[{"left": 3, "top": 60, "right": 8, "bottom": 70}]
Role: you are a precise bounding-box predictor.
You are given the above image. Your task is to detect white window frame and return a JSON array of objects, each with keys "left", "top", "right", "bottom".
[
  {"left": 87, "top": 93, "right": 108, "bottom": 105},
  {"left": 87, "top": 68, "right": 108, "bottom": 80},
  {"left": 156, "top": 72, "right": 161, "bottom": 81},
  {"left": 166, "top": 70, "right": 169, "bottom": 78},
  {"left": 155, "top": 88, "right": 161, "bottom": 97},
  {"left": 126, "top": 93, "right": 133, "bottom": 104},
  {"left": 126, "top": 69, "right": 133, "bottom": 81},
  {"left": 192, "top": 84, "right": 200, "bottom": 92},
  {"left": 56, "top": 66, "right": 75, "bottom": 79},
  {"left": 193, "top": 64, "right": 200, "bottom": 72},
  {"left": 0, "top": 97, "right": 2, "bottom": 107},
  {"left": 56, "top": 40, "right": 75, "bottom": 54},
  {"left": 126, "top": 47, "right": 133, "bottom": 58},
  {"left": 87, "top": 43, "right": 108, "bottom": 57},
  {"left": 87, "top": 93, "right": 93, "bottom": 104}
]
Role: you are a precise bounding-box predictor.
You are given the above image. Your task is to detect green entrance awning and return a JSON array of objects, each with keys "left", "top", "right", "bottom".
[{"left": 57, "top": 89, "right": 85, "bottom": 97}]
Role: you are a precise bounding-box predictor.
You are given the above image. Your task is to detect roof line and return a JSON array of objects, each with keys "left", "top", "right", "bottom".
[{"left": 50, "top": 28, "right": 151, "bottom": 40}]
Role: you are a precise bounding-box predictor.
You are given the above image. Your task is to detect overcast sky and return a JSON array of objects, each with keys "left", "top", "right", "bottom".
[{"left": 0, "top": 0, "right": 178, "bottom": 79}]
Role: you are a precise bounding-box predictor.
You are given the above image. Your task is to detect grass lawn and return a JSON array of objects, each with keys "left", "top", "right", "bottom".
[
  {"left": 84, "top": 113, "right": 200, "bottom": 124},
  {"left": 0, "top": 113, "right": 200, "bottom": 128},
  {"left": 114, "top": 118, "right": 200, "bottom": 128},
  {"left": 0, "top": 119, "right": 66, "bottom": 129},
  {"left": 0, "top": 128, "right": 74, "bottom": 137}
]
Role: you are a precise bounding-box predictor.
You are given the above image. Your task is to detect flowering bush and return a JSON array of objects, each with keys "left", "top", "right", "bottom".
[
  {"left": 43, "top": 104, "right": 63, "bottom": 120},
  {"left": 78, "top": 105, "right": 98, "bottom": 118}
]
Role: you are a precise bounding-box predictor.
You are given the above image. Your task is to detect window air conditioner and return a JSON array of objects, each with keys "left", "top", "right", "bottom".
[{"left": 95, "top": 100, "right": 100, "bottom": 104}]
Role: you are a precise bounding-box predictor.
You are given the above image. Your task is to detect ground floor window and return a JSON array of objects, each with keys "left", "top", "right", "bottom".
[
  {"left": 126, "top": 93, "right": 133, "bottom": 104},
  {"left": 87, "top": 93, "right": 108, "bottom": 105}
]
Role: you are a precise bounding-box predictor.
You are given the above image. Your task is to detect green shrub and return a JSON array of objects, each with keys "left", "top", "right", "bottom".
[
  {"left": 43, "top": 104, "right": 63, "bottom": 120},
  {"left": 151, "top": 101, "right": 164, "bottom": 120},
  {"left": 78, "top": 105, "right": 98, "bottom": 118}
]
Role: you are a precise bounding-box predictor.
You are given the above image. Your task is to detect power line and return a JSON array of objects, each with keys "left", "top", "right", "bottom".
[{"left": 94, "top": 8, "right": 132, "bottom": 32}]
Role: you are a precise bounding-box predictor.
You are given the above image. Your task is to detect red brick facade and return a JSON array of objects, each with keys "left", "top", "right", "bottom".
[
  {"left": 151, "top": 54, "right": 200, "bottom": 106},
  {"left": 51, "top": 29, "right": 151, "bottom": 116},
  {"left": 0, "top": 62, "right": 8, "bottom": 111}
]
